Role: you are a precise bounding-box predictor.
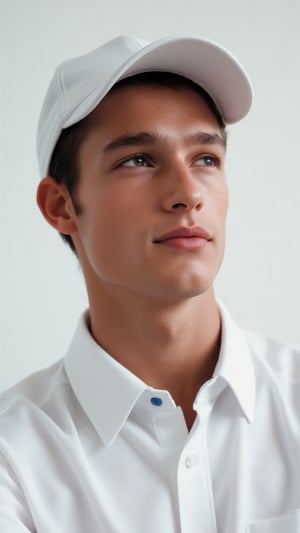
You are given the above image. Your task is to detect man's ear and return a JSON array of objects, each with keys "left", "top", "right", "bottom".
[{"left": 36, "top": 177, "right": 78, "bottom": 235}]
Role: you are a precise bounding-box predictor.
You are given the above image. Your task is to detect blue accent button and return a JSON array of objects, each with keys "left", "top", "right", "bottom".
[{"left": 150, "top": 397, "right": 163, "bottom": 406}]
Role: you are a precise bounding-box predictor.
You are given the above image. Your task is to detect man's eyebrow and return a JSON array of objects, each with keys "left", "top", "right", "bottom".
[
  {"left": 103, "top": 130, "right": 227, "bottom": 152},
  {"left": 184, "top": 131, "right": 227, "bottom": 149},
  {"left": 103, "top": 132, "right": 160, "bottom": 152}
]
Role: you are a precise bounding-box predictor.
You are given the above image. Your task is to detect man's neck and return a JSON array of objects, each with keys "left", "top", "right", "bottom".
[{"left": 88, "top": 287, "right": 221, "bottom": 429}]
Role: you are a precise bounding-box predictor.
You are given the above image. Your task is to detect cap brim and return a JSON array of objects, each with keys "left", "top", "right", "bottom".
[{"left": 64, "top": 35, "right": 253, "bottom": 129}]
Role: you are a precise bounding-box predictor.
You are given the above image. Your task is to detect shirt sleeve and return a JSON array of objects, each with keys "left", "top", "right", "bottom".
[{"left": 0, "top": 446, "right": 35, "bottom": 532}]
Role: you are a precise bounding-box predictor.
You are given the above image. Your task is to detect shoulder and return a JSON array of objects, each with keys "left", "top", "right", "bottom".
[
  {"left": 243, "top": 329, "right": 300, "bottom": 384},
  {"left": 0, "top": 360, "right": 70, "bottom": 443},
  {"left": 0, "top": 359, "right": 67, "bottom": 410}
]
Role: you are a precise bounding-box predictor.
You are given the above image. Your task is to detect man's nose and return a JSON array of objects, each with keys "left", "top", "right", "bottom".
[{"left": 160, "top": 162, "right": 204, "bottom": 213}]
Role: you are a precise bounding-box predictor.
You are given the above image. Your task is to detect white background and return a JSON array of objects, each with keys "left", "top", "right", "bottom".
[{"left": 1, "top": 0, "right": 299, "bottom": 391}]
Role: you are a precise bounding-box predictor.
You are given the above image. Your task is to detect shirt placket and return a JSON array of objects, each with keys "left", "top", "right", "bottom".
[
  {"left": 176, "top": 381, "right": 223, "bottom": 533},
  {"left": 147, "top": 383, "right": 221, "bottom": 533},
  {"left": 177, "top": 414, "right": 217, "bottom": 531}
]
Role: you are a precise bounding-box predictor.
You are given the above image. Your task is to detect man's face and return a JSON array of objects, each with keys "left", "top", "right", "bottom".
[{"left": 71, "top": 82, "right": 228, "bottom": 303}]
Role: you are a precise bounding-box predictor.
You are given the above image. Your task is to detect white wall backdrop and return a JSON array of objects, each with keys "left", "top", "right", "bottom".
[{"left": 1, "top": 0, "right": 299, "bottom": 391}]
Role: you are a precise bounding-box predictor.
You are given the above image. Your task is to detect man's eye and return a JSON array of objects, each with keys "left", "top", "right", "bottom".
[
  {"left": 195, "top": 155, "right": 217, "bottom": 167},
  {"left": 122, "top": 155, "right": 149, "bottom": 167}
]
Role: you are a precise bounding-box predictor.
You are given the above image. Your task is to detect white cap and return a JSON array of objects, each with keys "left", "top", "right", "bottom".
[{"left": 37, "top": 34, "right": 253, "bottom": 177}]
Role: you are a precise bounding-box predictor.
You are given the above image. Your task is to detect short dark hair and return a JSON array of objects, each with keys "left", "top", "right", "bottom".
[{"left": 49, "top": 71, "right": 227, "bottom": 255}]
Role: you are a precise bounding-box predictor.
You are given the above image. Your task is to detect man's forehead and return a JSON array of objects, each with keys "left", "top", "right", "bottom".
[
  {"left": 107, "top": 71, "right": 225, "bottom": 126},
  {"left": 82, "top": 84, "right": 227, "bottom": 152},
  {"left": 86, "top": 75, "right": 226, "bottom": 136}
]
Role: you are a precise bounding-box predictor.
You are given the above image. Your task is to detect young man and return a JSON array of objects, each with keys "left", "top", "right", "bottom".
[{"left": 1, "top": 34, "right": 300, "bottom": 532}]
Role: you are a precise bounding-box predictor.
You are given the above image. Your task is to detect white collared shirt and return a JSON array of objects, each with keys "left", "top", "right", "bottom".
[{"left": 1, "top": 305, "right": 300, "bottom": 533}]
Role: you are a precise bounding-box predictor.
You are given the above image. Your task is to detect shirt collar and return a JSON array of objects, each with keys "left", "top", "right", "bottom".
[
  {"left": 64, "top": 304, "right": 256, "bottom": 447},
  {"left": 214, "top": 302, "right": 256, "bottom": 423},
  {"left": 64, "top": 311, "right": 147, "bottom": 446}
]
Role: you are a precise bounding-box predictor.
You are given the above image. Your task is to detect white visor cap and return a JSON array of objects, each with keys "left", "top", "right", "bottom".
[{"left": 37, "top": 34, "right": 253, "bottom": 178}]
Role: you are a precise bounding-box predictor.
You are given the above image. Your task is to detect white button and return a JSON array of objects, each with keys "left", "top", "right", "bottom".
[{"left": 185, "top": 455, "right": 193, "bottom": 468}]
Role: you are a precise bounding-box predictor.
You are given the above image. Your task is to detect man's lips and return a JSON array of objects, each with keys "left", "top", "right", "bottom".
[{"left": 154, "top": 226, "right": 212, "bottom": 250}]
